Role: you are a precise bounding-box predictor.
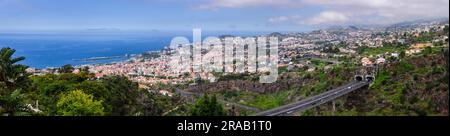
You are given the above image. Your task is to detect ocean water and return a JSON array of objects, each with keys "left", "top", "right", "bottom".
[
  {"left": 0, "top": 31, "right": 271, "bottom": 69},
  {"left": 0, "top": 32, "right": 176, "bottom": 68}
]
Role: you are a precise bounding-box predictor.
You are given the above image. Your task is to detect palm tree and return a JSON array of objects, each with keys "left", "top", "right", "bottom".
[
  {"left": 0, "top": 47, "right": 30, "bottom": 115},
  {"left": 0, "top": 47, "right": 29, "bottom": 92},
  {"left": 0, "top": 89, "right": 29, "bottom": 115}
]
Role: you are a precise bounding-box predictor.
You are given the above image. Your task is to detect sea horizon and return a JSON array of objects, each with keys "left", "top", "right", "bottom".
[{"left": 0, "top": 30, "right": 285, "bottom": 69}]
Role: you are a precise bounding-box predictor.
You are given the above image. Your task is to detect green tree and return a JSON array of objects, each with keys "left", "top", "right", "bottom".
[
  {"left": 100, "top": 76, "right": 140, "bottom": 115},
  {"left": 422, "top": 46, "right": 432, "bottom": 56},
  {"left": 445, "top": 49, "right": 449, "bottom": 86},
  {"left": 75, "top": 81, "right": 111, "bottom": 114},
  {"left": 189, "top": 94, "right": 226, "bottom": 116},
  {"left": 357, "top": 46, "right": 368, "bottom": 54},
  {"left": 79, "top": 66, "right": 90, "bottom": 74},
  {"left": 59, "top": 64, "right": 74, "bottom": 73},
  {"left": 56, "top": 90, "right": 105, "bottom": 116},
  {"left": 0, "top": 47, "right": 29, "bottom": 91},
  {"left": 0, "top": 89, "right": 28, "bottom": 116},
  {"left": 444, "top": 25, "right": 449, "bottom": 34},
  {"left": 0, "top": 47, "right": 30, "bottom": 115},
  {"left": 445, "top": 49, "right": 449, "bottom": 69},
  {"left": 29, "top": 73, "right": 88, "bottom": 115},
  {"left": 399, "top": 51, "right": 406, "bottom": 59}
]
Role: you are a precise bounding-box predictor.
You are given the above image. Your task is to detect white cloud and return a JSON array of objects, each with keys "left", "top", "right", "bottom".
[
  {"left": 302, "top": 11, "right": 349, "bottom": 25},
  {"left": 304, "top": 0, "right": 400, "bottom": 9},
  {"left": 196, "top": 0, "right": 300, "bottom": 10},
  {"left": 302, "top": 0, "right": 449, "bottom": 25},
  {"left": 269, "top": 15, "right": 301, "bottom": 23},
  {"left": 269, "top": 16, "right": 289, "bottom": 23},
  {"left": 197, "top": 0, "right": 449, "bottom": 25}
]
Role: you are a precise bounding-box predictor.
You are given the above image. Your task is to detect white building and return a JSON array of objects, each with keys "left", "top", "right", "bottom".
[{"left": 376, "top": 57, "right": 386, "bottom": 64}]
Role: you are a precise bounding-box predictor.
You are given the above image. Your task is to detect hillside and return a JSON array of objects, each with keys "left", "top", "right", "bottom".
[{"left": 302, "top": 49, "right": 449, "bottom": 116}]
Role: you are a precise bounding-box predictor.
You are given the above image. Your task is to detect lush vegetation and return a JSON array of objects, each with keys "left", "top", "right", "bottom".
[
  {"left": 0, "top": 47, "right": 181, "bottom": 116},
  {"left": 56, "top": 90, "right": 105, "bottom": 116},
  {"left": 303, "top": 47, "right": 449, "bottom": 116},
  {"left": 241, "top": 90, "right": 290, "bottom": 110},
  {"left": 188, "top": 94, "right": 227, "bottom": 116},
  {"left": 358, "top": 43, "right": 408, "bottom": 56},
  {"left": 0, "top": 47, "right": 30, "bottom": 115},
  {"left": 209, "top": 60, "right": 357, "bottom": 112},
  {"left": 364, "top": 51, "right": 448, "bottom": 115}
]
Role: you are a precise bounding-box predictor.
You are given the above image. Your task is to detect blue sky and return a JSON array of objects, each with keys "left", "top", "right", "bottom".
[{"left": 0, "top": 0, "right": 448, "bottom": 32}]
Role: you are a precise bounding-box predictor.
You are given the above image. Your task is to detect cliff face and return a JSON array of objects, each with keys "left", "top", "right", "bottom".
[{"left": 185, "top": 78, "right": 304, "bottom": 94}]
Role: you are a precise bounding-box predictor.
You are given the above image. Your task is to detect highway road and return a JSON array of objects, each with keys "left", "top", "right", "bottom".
[
  {"left": 174, "top": 80, "right": 369, "bottom": 116},
  {"left": 253, "top": 81, "right": 369, "bottom": 116}
]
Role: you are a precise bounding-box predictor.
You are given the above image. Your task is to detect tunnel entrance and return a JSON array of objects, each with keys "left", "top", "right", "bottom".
[
  {"left": 366, "top": 76, "right": 374, "bottom": 82},
  {"left": 355, "top": 75, "right": 363, "bottom": 81}
]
